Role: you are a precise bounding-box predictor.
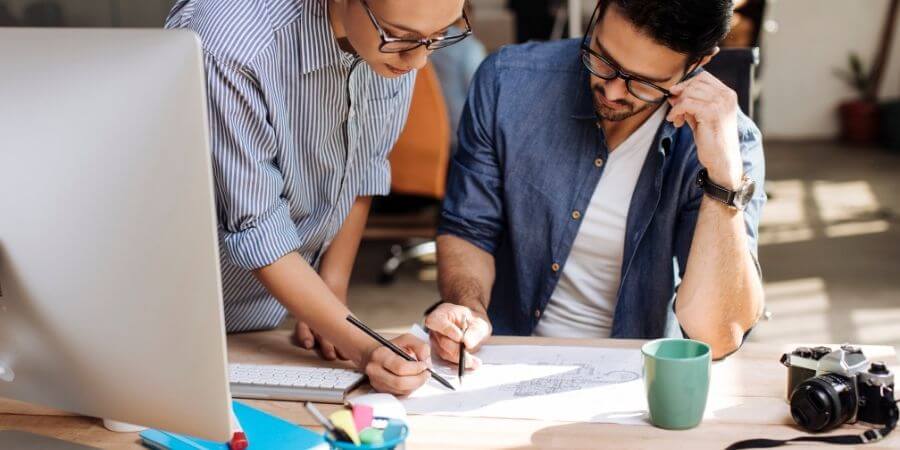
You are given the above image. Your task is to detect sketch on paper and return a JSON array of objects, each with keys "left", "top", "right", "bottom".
[
  {"left": 401, "top": 345, "right": 650, "bottom": 424},
  {"left": 505, "top": 367, "right": 639, "bottom": 397}
]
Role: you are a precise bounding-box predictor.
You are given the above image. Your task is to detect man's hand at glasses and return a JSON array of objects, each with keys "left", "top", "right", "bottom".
[{"left": 666, "top": 71, "right": 743, "bottom": 190}]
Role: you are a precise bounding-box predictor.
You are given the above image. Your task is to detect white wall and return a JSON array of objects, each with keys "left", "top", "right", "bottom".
[{"left": 761, "top": 0, "right": 900, "bottom": 139}]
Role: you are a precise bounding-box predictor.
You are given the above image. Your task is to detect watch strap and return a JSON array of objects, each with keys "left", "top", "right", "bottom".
[{"left": 697, "top": 169, "right": 738, "bottom": 207}]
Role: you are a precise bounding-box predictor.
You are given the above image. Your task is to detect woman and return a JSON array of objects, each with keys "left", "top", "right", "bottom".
[{"left": 165, "top": 0, "right": 470, "bottom": 395}]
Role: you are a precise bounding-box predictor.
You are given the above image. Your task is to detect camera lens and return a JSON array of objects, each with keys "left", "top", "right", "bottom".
[{"left": 789, "top": 374, "right": 857, "bottom": 432}]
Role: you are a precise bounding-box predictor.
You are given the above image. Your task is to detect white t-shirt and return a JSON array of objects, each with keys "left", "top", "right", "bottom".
[{"left": 533, "top": 106, "right": 667, "bottom": 338}]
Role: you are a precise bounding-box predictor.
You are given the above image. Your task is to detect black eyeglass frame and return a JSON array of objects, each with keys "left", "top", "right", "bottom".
[
  {"left": 580, "top": 4, "right": 701, "bottom": 104},
  {"left": 360, "top": 0, "right": 473, "bottom": 53}
]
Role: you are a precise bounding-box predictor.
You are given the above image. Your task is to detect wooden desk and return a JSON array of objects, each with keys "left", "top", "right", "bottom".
[{"left": 1, "top": 330, "right": 898, "bottom": 449}]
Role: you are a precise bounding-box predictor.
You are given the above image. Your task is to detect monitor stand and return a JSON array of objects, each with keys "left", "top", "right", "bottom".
[
  {"left": 102, "top": 419, "right": 147, "bottom": 433},
  {"left": 0, "top": 365, "right": 14, "bottom": 382}
]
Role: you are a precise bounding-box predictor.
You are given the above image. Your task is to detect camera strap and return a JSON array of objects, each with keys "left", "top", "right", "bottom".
[{"left": 726, "top": 401, "right": 898, "bottom": 449}]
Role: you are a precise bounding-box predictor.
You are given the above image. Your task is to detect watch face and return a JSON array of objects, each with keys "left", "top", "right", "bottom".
[{"left": 735, "top": 178, "right": 756, "bottom": 210}]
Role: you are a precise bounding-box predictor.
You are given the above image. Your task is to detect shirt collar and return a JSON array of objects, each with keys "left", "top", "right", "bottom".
[
  {"left": 571, "top": 66, "right": 679, "bottom": 154},
  {"left": 299, "top": 0, "right": 357, "bottom": 74}
]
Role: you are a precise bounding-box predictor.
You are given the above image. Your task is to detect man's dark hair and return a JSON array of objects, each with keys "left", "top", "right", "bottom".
[{"left": 599, "top": 0, "right": 733, "bottom": 61}]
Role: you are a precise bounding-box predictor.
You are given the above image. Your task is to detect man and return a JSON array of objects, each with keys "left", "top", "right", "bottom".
[
  {"left": 426, "top": 0, "right": 766, "bottom": 368},
  {"left": 166, "top": 0, "right": 470, "bottom": 395}
]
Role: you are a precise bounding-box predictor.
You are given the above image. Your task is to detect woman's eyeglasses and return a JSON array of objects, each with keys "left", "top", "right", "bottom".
[{"left": 361, "top": 0, "right": 472, "bottom": 53}]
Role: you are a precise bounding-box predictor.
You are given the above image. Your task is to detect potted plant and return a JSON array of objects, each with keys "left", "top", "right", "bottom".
[
  {"left": 835, "top": 0, "right": 898, "bottom": 145},
  {"left": 835, "top": 54, "right": 878, "bottom": 144}
]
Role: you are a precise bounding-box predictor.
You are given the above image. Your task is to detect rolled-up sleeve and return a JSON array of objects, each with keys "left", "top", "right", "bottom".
[
  {"left": 356, "top": 70, "right": 416, "bottom": 197},
  {"left": 205, "top": 54, "right": 301, "bottom": 270},
  {"left": 437, "top": 53, "right": 506, "bottom": 254},
  {"left": 737, "top": 121, "right": 767, "bottom": 260}
]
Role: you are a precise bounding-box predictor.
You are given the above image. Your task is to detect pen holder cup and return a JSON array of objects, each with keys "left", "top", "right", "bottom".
[{"left": 324, "top": 424, "right": 409, "bottom": 450}]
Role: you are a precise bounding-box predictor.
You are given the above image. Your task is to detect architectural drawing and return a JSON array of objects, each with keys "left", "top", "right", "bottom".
[{"left": 402, "top": 345, "right": 650, "bottom": 424}]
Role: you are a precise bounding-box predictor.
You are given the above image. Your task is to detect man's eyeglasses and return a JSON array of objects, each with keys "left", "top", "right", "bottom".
[
  {"left": 580, "top": 5, "right": 696, "bottom": 104},
  {"left": 581, "top": 48, "right": 672, "bottom": 103},
  {"left": 361, "top": 0, "right": 472, "bottom": 53}
]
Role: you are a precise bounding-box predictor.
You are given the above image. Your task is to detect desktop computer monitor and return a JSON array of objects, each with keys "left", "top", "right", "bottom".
[{"left": 0, "top": 28, "right": 232, "bottom": 442}]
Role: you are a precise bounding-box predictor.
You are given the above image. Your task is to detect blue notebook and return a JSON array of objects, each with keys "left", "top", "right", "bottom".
[{"left": 140, "top": 401, "right": 328, "bottom": 450}]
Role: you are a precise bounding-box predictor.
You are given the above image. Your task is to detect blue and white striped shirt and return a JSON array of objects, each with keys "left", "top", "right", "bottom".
[{"left": 165, "top": 0, "right": 415, "bottom": 332}]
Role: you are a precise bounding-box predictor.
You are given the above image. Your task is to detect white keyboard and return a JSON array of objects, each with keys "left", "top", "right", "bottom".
[{"left": 229, "top": 363, "right": 365, "bottom": 404}]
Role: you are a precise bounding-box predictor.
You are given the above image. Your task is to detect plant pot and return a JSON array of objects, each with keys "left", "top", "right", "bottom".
[
  {"left": 838, "top": 99, "right": 879, "bottom": 144},
  {"left": 878, "top": 99, "right": 900, "bottom": 151}
]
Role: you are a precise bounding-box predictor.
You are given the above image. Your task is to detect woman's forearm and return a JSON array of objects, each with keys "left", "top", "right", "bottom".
[
  {"left": 253, "top": 252, "right": 375, "bottom": 364},
  {"left": 318, "top": 196, "right": 373, "bottom": 301}
]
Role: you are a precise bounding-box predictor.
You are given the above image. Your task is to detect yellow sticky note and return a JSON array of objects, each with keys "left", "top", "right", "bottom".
[{"left": 329, "top": 409, "right": 361, "bottom": 445}]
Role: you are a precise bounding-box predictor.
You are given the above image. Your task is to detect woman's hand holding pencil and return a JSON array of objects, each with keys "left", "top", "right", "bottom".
[{"left": 358, "top": 333, "right": 434, "bottom": 395}]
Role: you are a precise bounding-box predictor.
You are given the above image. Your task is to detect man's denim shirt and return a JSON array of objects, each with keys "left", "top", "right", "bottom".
[{"left": 437, "top": 39, "right": 766, "bottom": 338}]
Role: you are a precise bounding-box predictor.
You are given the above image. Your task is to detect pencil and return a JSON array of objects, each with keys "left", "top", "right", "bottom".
[
  {"left": 346, "top": 315, "right": 456, "bottom": 391},
  {"left": 458, "top": 317, "right": 468, "bottom": 384}
]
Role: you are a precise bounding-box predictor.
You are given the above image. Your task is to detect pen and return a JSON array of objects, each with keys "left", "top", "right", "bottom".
[
  {"left": 346, "top": 315, "right": 456, "bottom": 391},
  {"left": 458, "top": 316, "right": 468, "bottom": 385},
  {"left": 305, "top": 402, "right": 353, "bottom": 443}
]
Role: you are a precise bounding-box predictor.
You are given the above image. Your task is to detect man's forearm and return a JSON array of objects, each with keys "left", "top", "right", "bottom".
[
  {"left": 436, "top": 235, "right": 495, "bottom": 320},
  {"left": 676, "top": 197, "right": 764, "bottom": 359}
]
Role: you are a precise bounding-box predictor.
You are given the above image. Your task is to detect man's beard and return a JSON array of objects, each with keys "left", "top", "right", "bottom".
[{"left": 592, "top": 86, "right": 654, "bottom": 122}]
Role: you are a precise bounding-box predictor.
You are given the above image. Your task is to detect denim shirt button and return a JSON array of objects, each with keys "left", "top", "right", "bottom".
[
  {"left": 594, "top": 158, "right": 604, "bottom": 168},
  {"left": 534, "top": 309, "right": 542, "bottom": 319},
  {"left": 571, "top": 210, "right": 581, "bottom": 220},
  {"left": 551, "top": 263, "right": 560, "bottom": 272}
]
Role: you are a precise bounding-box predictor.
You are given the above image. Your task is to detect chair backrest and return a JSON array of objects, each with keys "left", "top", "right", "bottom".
[
  {"left": 388, "top": 62, "right": 451, "bottom": 199},
  {"left": 703, "top": 47, "right": 759, "bottom": 118}
]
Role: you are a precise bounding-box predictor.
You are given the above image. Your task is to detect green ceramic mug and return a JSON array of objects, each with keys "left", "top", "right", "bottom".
[{"left": 641, "top": 338, "right": 711, "bottom": 430}]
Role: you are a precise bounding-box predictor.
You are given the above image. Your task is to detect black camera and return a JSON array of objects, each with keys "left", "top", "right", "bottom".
[{"left": 781, "top": 345, "right": 895, "bottom": 432}]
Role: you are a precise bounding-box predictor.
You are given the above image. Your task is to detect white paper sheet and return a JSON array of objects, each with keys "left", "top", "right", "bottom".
[{"left": 402, "top": 342, "right": 651, "bottom": 424}]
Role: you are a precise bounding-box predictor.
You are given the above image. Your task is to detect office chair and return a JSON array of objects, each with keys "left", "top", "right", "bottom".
[
  {"left": 703, "top": 47, "right": 760, "bottom": 118},
  {"left": 727, "top": 0, "right": 770, "bottom": 125}
]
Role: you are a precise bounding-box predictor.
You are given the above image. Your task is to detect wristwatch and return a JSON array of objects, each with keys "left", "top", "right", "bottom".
[{"left": 696, "top": 168, "right": 756, "bottom": 211}]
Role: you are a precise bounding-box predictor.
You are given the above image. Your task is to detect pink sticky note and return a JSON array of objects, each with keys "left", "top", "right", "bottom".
[{"left": 352, "top": 404, "right": 374, "bottom": 432}]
